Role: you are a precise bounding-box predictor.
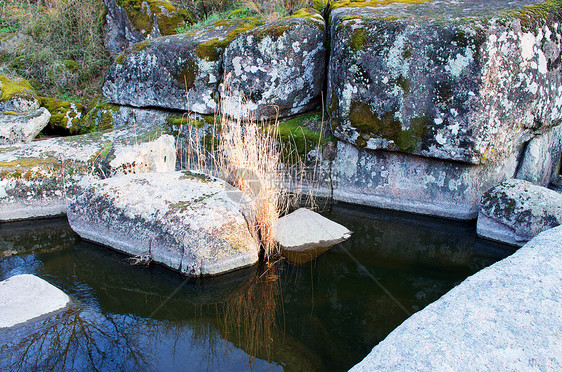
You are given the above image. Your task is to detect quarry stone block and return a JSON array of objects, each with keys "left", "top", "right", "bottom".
[
  {"left": 67, "top": 171, "right": 259, "bottom": 276},
  {"left": 328, "top": 0, "right": 562, "bottom": 165}
]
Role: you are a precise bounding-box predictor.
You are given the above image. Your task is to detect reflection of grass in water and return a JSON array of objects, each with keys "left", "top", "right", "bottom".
[
  {"left": 0, "top": 303, "right": 152, "bottom": 371},
  {"left": 219, "top": 260, "right": 281, "bottom": 362}
]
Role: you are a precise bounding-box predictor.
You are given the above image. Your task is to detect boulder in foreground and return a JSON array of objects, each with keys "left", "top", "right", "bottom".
[
  {"left": 67, "top": 171, "right": 259, "bottom": 276},
  {"left": 477, "top": 179, "right": 562, "bottom": 246},
  {"left": 352, "top": 225, "right": 562, "bottom": 371},
  {"left": 0, "top": 274, "right": 70, "bottom": 329}
]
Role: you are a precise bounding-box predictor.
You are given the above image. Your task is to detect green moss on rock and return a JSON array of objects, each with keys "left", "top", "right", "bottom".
[
  {"left": 177, "top": 59, "right": 198, "bottom": 89},
  {"left": 39, "top": 96, "right": 86, "bottom": 133},
  {"left": 350, "top": 27, "right": 368, "bottom": 51},
  {"left": 115, "top": 0, "right": 191, "bottom": 37},
  {"left": 348, "top": 100, "right": 426, "bottom": 153},
  {"left": 276, "top": 112, "right": 327, "bottom": 160},
  {"left": 82, "top": 99, "right": 120, "bottom": 133},
  {"left": 0, "top": 74, "right": 37, "bottom": 103},
  {"left": 331, "top": 0, "right": 432, "bottom": 10}
]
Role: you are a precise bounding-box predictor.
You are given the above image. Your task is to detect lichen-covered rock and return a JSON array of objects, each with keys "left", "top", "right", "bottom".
[
  {"left": 103, "top": 0, "right": 191, "bottom": 57},
  {"left": 103, "top": 0, "right": 144, "bottom": 57},
  {"left": 0, "top": 108, "right": 51, "bottom": 145},
  {"left": 0, "top": 75, "right": 39, "bottom": 113},
  {"left": 39, "top": 97, "right": 85, "bottom": 134},
  {"left": 516, "top": 124, "right": 562, "bottom": 186},
  {"left": 0, "top": 124, "right": 173, "bottom": 221},
  {"left": 351, "top": 225, "right": 562, "bottom": 371},
  {"left": 103, "top": 17, "right": 262, "bottom": 113},
  {"left": 477, "top": 179, "right": 562, "bottom": 246},
  {"left": 67, "top": 171, "right": 259, "bottom": 276},
  {"left": 328, "top": 0, "right": 562, "bottom": 164},
  {"left": 331, "top": 141, "right": 520, "bottom": 220},
  {"left": 222, "top": 10, "right": 326, "bottom": 119}
]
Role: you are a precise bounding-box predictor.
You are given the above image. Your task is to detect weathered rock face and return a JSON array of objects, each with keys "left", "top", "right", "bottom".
[
  {"left": 103, "top": 18, "right": 263, "bottom": 113},
  {"left": 222, "top": 10, "right": 326, "bottom": 119},
  {"left": 351, "top": 225, "right": 562, "bottom": 371},
  {"left": 327, "top": 0, "right": 562, "bottom": 165},
  {"left": 0, "top": 108, "right": 51, "bottom": 145},
  {"left": 477, "top": 179, "right": 562, "bottom": 246},
  {"left": 103, "top": 0, "right": 190, "bottom": 57},
  {"left": 516, "top": 124, "right": 562, "bottom": 186},
  {"left": 0, "top": 125, "right": 173, "bottom": 221},
  {"left": 67, "top": 171, "right": 259, "bottom": 276},
  {"left": 103, "top": 0, "right": 144, "bottom": 57},
  {"left": 331, "top": 141, "right": 520, "bottom": 220}
]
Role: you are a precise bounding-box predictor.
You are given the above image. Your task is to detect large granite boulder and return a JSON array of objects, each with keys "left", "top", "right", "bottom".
[
  {"left": 351, "top": 225, "right": 562, "bottom": 371},
  {"left": 67, "top": 171, "right": 259, "bottom": 276},
  {"left": 103, "top": 18, "right": 263, "bottom": 113},
  {"left": 0, "top": 126, "right": 174, "bottom": 221},
  {"left": 327, "top": 0, "right": 562, "bottom": 164},
  {"left": 477, "top": 179, "right": 562, "bottom": 246},
  {"left": 222, "top": 10, "right": 326, "bottom": 119},
  {"left": 103, "top": 0, "right": 191, "bottom": 57}
]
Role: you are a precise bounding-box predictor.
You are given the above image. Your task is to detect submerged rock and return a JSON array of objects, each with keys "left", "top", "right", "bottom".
[
  {"left": 351, "top": 225, "right": 562, "bottom": 371},
  {"left": 67, "top": 171, "right": 259, "bottom": 276},
  {"left": 0, "top": 108, "right": 51, "bottom": 145},
  {"left": 0, "top": 274, "right": 70, "bottom": 329},
  {"left": 328, "top": 0, "right": 562, "bottom": 165},
  {"left": 0, "top": 126, "right": 173, "bottom": 221},
  {"left": 222, "top": 10, "right": 326, "bottom": 119},
  {"left": 103, "top": 18, "right": 263, "bottom": 113},
  {"left": 477, "top": 179, "right": 562, "bottom": 246}
]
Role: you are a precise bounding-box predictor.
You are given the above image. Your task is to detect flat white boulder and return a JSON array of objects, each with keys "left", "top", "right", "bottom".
[
  {"left": 67, "top": 171, "right": 259, "bottom": 276},
  {"left": 0, "top": 274, "right": 70, "bottom": 329},
  {"left": 275, "top": 208, "right": 352, "bottom": 251},
  {"left": 351, "top": 225, "right": 562, "bottom": 371},
  {"left": 0, "top": 107, "right": 50, "bottom": 145}
]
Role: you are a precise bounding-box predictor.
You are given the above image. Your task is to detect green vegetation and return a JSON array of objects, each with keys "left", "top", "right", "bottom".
[
  {"left": 504, "top": 0, "right": 562, "bottom": 31},
  {"left": 330, "top": 0, "right": 431, "bottom": 10},
  {"left": 116, "top": 0, "right": 191, "bottom": 36},
  {"left": 275, "top": 112, "right": 328, "bottom": 161},
  {"left": 39, "top": 96, "right": 86, "bottom": 133},
  {"left": 0, "top": 0, "right": 111, "bottom": 103},
  {"left": 348, "top": 100, "right": 426, "bottom": 152},
  {"left": 0, "top": 74, "right": 37, "bottom": 102}
]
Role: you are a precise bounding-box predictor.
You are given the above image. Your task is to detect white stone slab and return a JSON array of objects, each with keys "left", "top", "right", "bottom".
[
  {"left": 0, "top": 107, "right": 50, "bottom": 145},
  {"left": 275, "top": 208, "right": 352, "bottom": 251},
  {"left": 0, "top": 274, "right": 70, "bottom": 329}
]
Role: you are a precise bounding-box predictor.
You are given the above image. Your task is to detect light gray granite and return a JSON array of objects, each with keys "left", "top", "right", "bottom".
[
  {"left": 0, "top": 274, "right": 70, "bottom": 329},
  {"left": 351, "top": 225, "right": 562, "bottom": 371}
]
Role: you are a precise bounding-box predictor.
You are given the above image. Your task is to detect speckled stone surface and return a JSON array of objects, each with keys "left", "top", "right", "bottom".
[
  {"left": 0, "top": 108, "right": 50, "bottom": 145},
  {"left": 477, "top": 178, "right": 562, "bottom": 245},
  {"left": 351, "top": 224, "right": 562, "bottom": 371},
  {"left": 0, "top": 274, "right": 70, "bottom": 329},
  {"left": 327, "top": 0, "right": 562, "bottom": 165},
  {"left": 222, "top": 10, "right": 326, "bottom": 119},
  {"left": 67, "top": 171, "right": 259, "bottom": 276}
]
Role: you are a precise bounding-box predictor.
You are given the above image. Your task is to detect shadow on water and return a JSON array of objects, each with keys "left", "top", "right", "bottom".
[{"left": 0, "top": 205, "right": 516, "bottom": 371}]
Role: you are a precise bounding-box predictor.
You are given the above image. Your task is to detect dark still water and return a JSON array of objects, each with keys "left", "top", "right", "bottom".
[{"left": 0, "top": 204, "right": 515, "bottom": 371}]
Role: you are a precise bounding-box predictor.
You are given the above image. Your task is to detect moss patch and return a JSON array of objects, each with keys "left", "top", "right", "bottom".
[
  {"left": 81, "top": 99, "right": 120, "bottom": 133},
  {"left": 350, "top": 27, "right": 368, "bottom": 51},
  {"left": 275, "top": 112, "right": 328, "bottom": 160},
  {"left": 116, "top": 0, "right": 191, "bottom": 37},
  {"left": 505, "top": 0, "right": 562, "bottom": 31},
  {"left": 348, "top": 100, "right": 426, "bottom": 152},
  {"left": 39, "top": 96, "right": 86, "bottom": 133},
  {"left": 0, "top": 74, "right": 37, "bottom": 103},
  {"left": 177, "top": 59, "right": 198, "bottom": 89},
  {"left": 331, "top": 0, "right": 432, "bottom": 10}
]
